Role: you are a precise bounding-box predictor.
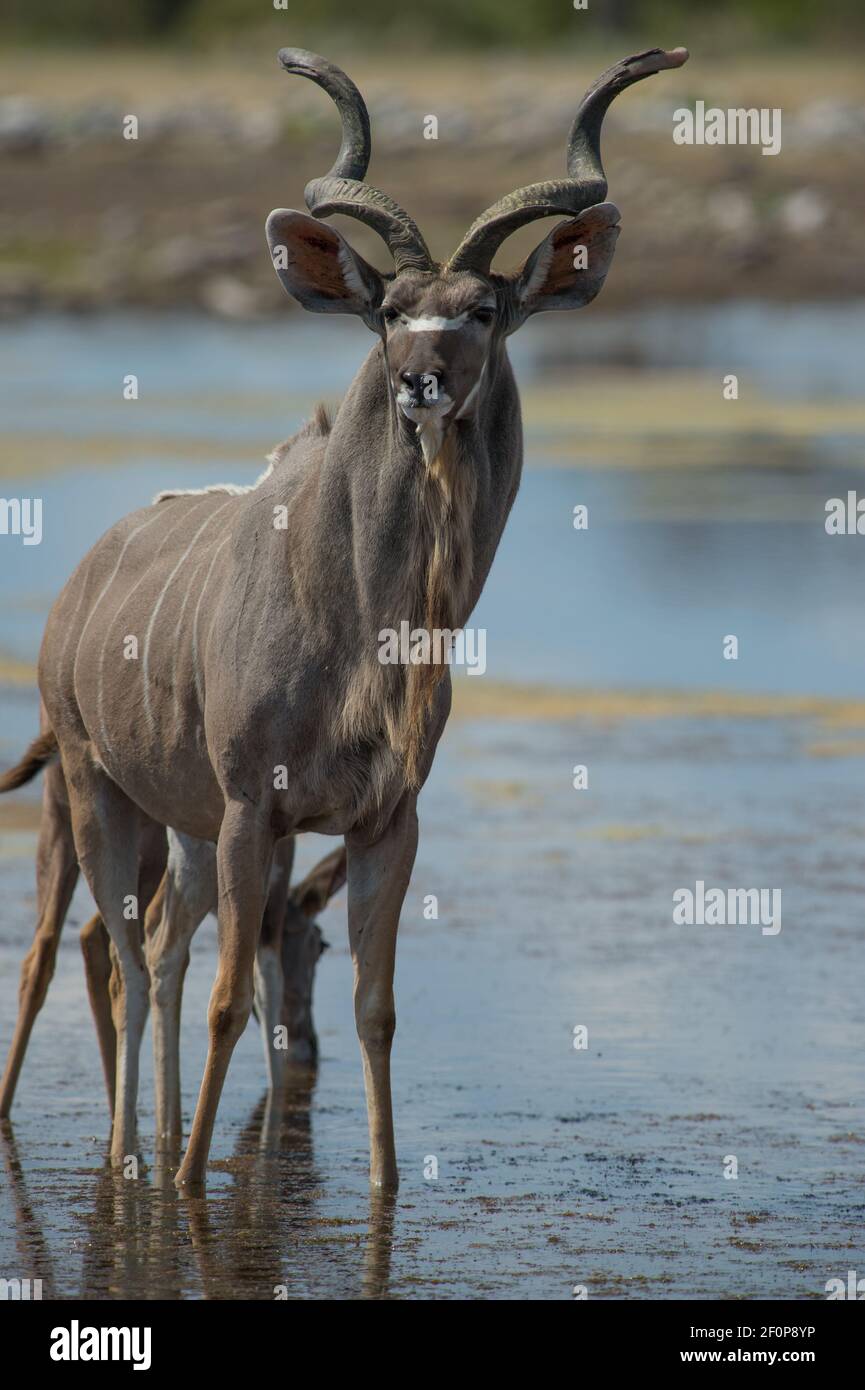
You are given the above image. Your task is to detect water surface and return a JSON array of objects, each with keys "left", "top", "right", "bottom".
[{"left": 0, "top": 304, "right": 863, "bottom": 1300}]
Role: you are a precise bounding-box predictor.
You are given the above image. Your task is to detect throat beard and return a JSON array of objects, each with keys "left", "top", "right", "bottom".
[
  {"left": 336, "top": 430, "right": 476, "bottom": 800},
  {"left": 399, "top": 429, "right": 475, "bottom": 787},
  {"left": 415, "top": 414, "right": 446, "bottom": 469}
]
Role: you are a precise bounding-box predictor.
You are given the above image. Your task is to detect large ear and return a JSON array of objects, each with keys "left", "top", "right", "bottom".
[
  {"left": 290, "top": 846, "right": 348, "bottom": 920},
  {"left": 266, "top": 209, "right": 385, "bottom": 328},
  {"left": 509, "top": 202, "right": 620, "bottom": 329}
]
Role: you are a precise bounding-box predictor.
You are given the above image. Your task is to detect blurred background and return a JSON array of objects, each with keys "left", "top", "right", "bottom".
[
  {"left": 2, "top": 0, "right": 865, "bottom": 312},
  {"left": 1, "top": 0, "right": 864, "bottom": 1301},
  {"left": 1, "top": 0, "right": 864, "bottom": 697}
]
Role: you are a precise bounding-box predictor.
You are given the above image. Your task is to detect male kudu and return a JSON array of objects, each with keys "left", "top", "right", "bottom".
[{"left": 0, "top": 44, "right": 687, "bottom": 1188}]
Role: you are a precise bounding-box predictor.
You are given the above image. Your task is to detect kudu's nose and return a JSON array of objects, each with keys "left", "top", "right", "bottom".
[{"left": 400, "top": 370, "right": 444, "bottom": 405}]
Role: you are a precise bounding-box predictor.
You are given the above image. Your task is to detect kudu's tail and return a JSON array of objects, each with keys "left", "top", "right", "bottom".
[{"left": 0, "top": 730, "right": 58, "bottom": 792}]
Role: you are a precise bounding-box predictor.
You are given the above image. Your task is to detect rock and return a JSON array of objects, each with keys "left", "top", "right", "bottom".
[
  {"left": 66, "top": 102, "right": 124, "bottom": 142},
  {"left": 199, "top": 275, "right": 262, "bottom": 319},
  {"left": 0, "top": 97, "right": 49, "bottom": 156},
  {"left": 794, "top": 99, "right": 865, "bottom": 147},
  {"left": 777, "top": 188, "right": 827, "bottom": 236},
  {"left": 149, "top": 236, "right": 209, "bottom": 281},
  {"left": 237, "top": 107, "right": 282, "bottom": 149},
  {"left": 706, "top": 188, "right": 757, "bottom": 237}
]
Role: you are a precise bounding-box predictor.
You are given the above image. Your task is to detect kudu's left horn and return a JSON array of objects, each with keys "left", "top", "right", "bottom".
[
  {"left": 278, "top": 48, "right": 434, "bottom": 273},
  {"left": 447, "top": 46, "right": 689, "bottom": 275}
]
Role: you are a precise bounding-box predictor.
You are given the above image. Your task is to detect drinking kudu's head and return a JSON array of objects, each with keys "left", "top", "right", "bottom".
[{"left": 267, "top": 46, "right": 687, "bottom": 464}]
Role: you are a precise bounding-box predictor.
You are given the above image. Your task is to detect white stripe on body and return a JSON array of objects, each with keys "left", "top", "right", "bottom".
[
  {"left": 141, "top": 502, "right": 233, "bottom": 734},
  {"left": 191, "top": 535, "right": 231, "bottom": 712},
  {"left": 92, "top": 504, "right": 208, "bottom": 757}
]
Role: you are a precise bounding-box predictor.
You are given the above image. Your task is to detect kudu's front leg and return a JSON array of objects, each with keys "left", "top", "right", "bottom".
[
  {"left": 175, "top": 804, "right": 272, "bottom": 1189},
  {"left": 146, "top": 872, "right": 196, "bottom": 1148},
  {"left": 347, "top": 794, "right": 418, "bottom": 1189}
]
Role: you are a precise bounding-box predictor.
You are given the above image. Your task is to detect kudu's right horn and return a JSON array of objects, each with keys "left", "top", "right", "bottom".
[{"left": 278, "top": 48, "right": 434, "bottom": 274}]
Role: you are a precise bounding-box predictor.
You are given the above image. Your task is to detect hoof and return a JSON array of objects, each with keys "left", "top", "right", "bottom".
[
  {"left": 174, "top": 1169, "right": 206, "bottom": 1193},
  {"left": 370, "top": 1169, "right": 399, "bottom": 1192}
]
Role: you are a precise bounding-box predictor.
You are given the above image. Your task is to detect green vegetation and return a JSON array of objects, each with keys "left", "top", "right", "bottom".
[{"left": 3, "top": 0, "right": 863, "bottom": 49}]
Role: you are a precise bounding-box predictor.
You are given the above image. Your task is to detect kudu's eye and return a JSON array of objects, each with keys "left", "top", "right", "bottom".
[
  {"left": 472, "top": 306, "right": 495, "bottom": 325},
  {"left": 382, "top": 306, "right": 400, "bottom": 323}
]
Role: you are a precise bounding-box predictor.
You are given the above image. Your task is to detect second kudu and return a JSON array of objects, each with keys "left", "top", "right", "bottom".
[
  {"left": 0, "top": 44, "right": 687, "bottom": 1187},
  {"left": 0, "top": 752, "right": 346, "bottom": 1141}
]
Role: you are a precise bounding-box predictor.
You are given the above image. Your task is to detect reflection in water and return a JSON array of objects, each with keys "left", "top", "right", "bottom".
[
  {"left": 363, "top": 1193, "right": 396, "bottom": 1301},
  {"left": 0, "top": 1119, "right": 57, "bottom": 1298},
  {"left": 1, "top": 1076, "right": 394, "bottom": 1300}
]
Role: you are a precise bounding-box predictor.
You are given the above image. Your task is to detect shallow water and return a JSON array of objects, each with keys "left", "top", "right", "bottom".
[
  {"left": 0, "top": 305, "right": 864, "bottom": 1300},
  {"left": 2, "top": 709, "right": 864, "bottom": 1300}
]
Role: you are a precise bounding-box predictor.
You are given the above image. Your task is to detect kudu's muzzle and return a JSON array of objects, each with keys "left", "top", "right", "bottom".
[{"left": 399, "top": 370, "right": 444, "bottom": 408}]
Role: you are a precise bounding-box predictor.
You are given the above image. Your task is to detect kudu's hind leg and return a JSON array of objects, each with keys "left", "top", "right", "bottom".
[
  {"left": 253, "top": 950, "right": 284, "bottom": 1089},
  {"left": 66, "top": 761, "right": 147, "bottom": 1163},
  {"left": 254, "top": 836, "right": 295, "bottom": 1089},
  {"left": 347, "top": 795, "right": 418, "bottom": 1190},
  {"left": 175, "top": 803, "right": 272, "bottom": 1188},
  {"left": 0, "top": 761, "right": 79, "bottom": 1116}
]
